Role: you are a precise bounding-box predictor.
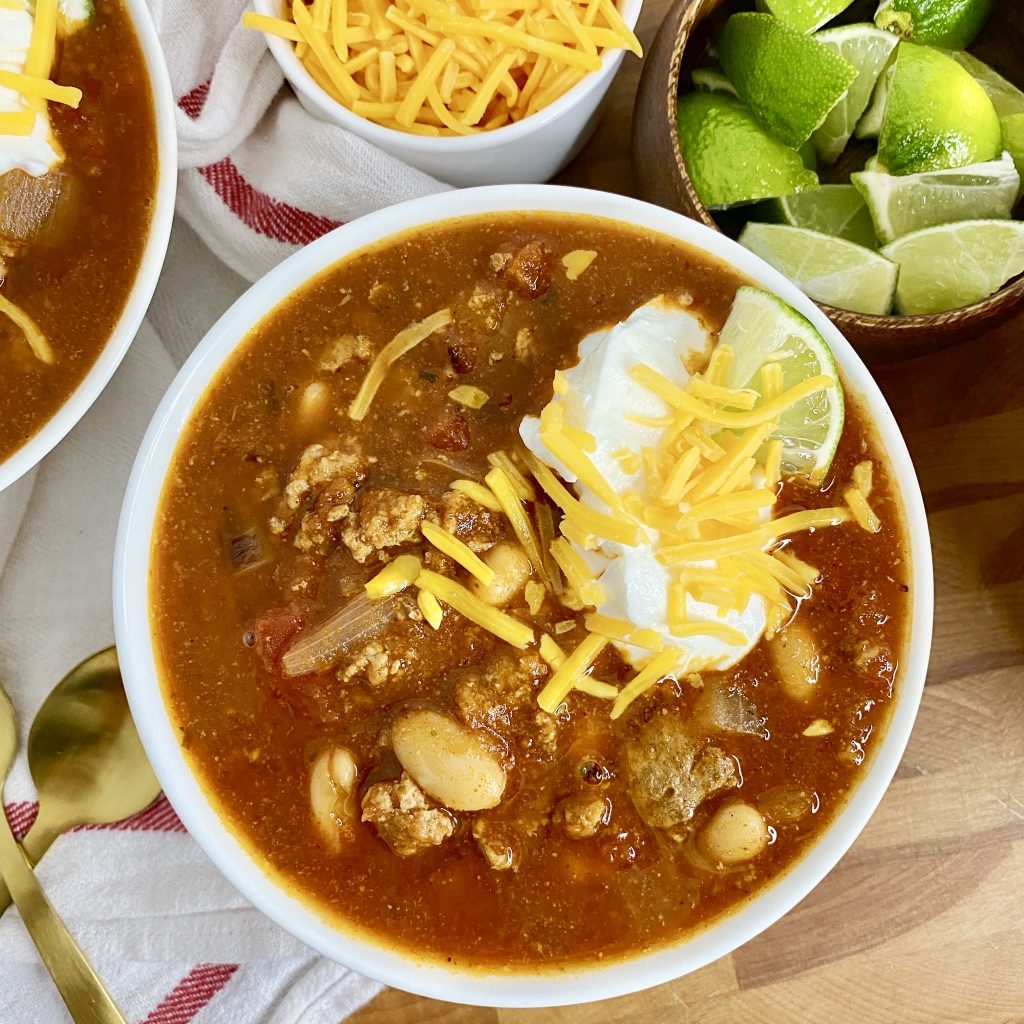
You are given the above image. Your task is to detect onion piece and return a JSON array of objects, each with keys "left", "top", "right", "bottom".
[
  {"left": 693, "top": 680, "right": 766, "bottom": 737},
  {"left": 282, "top": 591, "right": 396, "bottom": 677}
]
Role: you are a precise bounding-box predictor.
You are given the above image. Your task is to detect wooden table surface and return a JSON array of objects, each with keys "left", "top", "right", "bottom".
[{"left": 348, "top": 2, "right": 1024, "bottom": 1019}]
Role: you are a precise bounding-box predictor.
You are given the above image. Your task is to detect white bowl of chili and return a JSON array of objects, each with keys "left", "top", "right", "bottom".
[
  {"left": 0, "top": 0, "right": 176, "bottom": 493},
  {"left": 116, "top": 185, "right": 933, "bottom": 1007},
  {"left": 249, "top": 0, "right": 642, "bottom": 186}
]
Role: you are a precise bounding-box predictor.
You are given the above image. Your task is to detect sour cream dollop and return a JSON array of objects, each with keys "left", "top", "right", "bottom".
[
  {"left": 0, "top": 1, "right": 62, "bottom": 178},
  {"left": 521, "top": 295, "right": 767, "bottom": 671}
]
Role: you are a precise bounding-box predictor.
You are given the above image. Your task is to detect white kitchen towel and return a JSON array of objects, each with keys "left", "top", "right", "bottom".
[
  {"left": 155, "top": 0, "right": 450, "bottom": 284},
  {"left": 0, "top": 0, "right": 467, "bottom": 1018}
]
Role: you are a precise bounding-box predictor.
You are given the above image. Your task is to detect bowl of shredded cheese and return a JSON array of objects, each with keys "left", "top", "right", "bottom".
[{"left": 245, "top": 0, "right": 643, "bottom": 186}]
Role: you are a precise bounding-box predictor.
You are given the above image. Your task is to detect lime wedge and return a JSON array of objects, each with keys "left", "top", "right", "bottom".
[
  {"left": 1001, "top": 113, "right": 1024, "bottom": 184},
  {"left": 877, "top": 42, "right": 1001, "bottom": 174},
  {"left": 852, "top": 152, "right": 1019, "bottom": 243},
  {"left": 676, "top": 93, "right": 819, "bottom": 209},
  {"left": 739, "top": 222, "right": 898, "bottom": 314},
  {"left": 718, "top": 12, "right": 859, "bottom": 148},
  {"left": 760, "top": 0, "right": 854, "bottom": 33},
  {"left": 946, "top": 50, "right": 1024, "bottom": 117},
  {"left": 812, "top": 24, "right": 898, "bottom": 161},
  {"left": 769, "top": 184, "right": 878, "bottom": 247},
  {"left": 880, "top": 219, "right": 1024, "bottom": 313},
  {"left": 854, "top": 57, "right": 894, "bottom": 138},
  {"left": 719, "top": 285, "right": 844, "bottom": 479},
  {"left": 875, "top": 0, "right": 994, "bottom": 49},
  {"left": 691, "top": 67, "right": 737, "bottom": 95}
]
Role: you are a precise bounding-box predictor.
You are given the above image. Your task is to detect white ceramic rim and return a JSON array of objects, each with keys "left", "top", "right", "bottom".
[
  {"left": 251, "top": 0, "right": 642, "bottom": 153},
  {"left": 114, "top": 185, "right": 934, "bottom": 1008},
  {"left": 0, "top": 0, "right": 177, "bottom": 493}
]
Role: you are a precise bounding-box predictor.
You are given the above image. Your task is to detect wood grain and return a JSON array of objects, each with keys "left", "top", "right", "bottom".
[{"left": 346, "top": 1, "right": 1024, "bottom": 1017}]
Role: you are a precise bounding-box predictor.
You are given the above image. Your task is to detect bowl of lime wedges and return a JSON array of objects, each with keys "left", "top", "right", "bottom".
[{"left": 632, "top": 0, "right": 1024, "bottom": 360}]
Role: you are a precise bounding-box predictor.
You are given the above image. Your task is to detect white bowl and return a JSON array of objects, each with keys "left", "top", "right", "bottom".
[
  {"left": 115, "top": 185, "right": 933, "bottom": 1008},
  {"left": 252, "top": 0, "right": 642, "bottom": 186},
  {"left": 0, "top": 0, "right": 176, "bottom": 493}
]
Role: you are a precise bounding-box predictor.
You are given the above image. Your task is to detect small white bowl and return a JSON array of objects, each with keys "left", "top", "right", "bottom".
[
  {"left": 0, "top": 0, "right": 176, "bottom": 493},
  {"left": 252, "top": 0, "right": 642, "bottom": 186},
  {"left": 115, "top": 185, "right": 934, "bottom": 1008}
]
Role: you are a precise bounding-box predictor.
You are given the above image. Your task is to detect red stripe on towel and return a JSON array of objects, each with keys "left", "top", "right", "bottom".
[
  {"left": 3, "top": 794, "right": 186, "bottom": 837},
  {"left": 177, "top": 78, "right": 343, "bottom": 245},
  {"left": 197, "top": 156, "right": 343, "bottom": 245},
  {"left": 141, "top": 963, "right": 239, "bottom": 1024}
]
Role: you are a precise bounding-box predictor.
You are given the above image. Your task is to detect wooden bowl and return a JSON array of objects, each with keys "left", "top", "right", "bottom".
[{"left": 631, "top": 0, "right": 1024, "bottom": 363}]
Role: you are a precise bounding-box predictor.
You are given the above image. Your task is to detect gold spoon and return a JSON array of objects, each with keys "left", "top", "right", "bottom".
[
  {"left": 0, "top": 647, "right": 161, "bottom": 915},
  {"left": 0, "top": 683, "right": 130, "bottom": 1024}
]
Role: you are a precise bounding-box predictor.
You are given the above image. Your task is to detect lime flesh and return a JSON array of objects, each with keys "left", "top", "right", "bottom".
[
  {"left": 855, "top": 57, "right": 895, "bottom": 139},
  {"left": 691, "top": 68, "right": 737, "bottom": 95},
  {"left": 739, "top": 222, "right": 899, "bottom": 315},
  {"left": 769, "top": 184, "right": 878, "bottom": 247},
  {"left": 875, "top": 0, "right": 994, "bottom": 49},
  {"left": 852, "top": 153, "right": 1019, "bottom": 243},
  {"left": 877, "top": 42, "right": 1001, "bottom": 174},
  {"left": 676, "top": 93, "right": 819, "bottom": 209},
  {"left": 813, "top": 24, "right": 898, "bottom": 162},
  {"left": 880, "top": 219, "right": 1024, "bottom": 313},
  {"left": 718, "top": 12, "right": 859, "bottom": 149},
  {"left": 760, "top": 0, "right": 854, "bottom": 33},
  {"left": 719, "top": 285, "right": 844, "bottom": 480}
]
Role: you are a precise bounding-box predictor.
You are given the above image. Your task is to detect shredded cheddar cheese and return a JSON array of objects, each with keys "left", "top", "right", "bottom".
[
  {"left": 416, "top": 588, "right": 444, "bottom": 629},
  {"left": 246, "top": 0, "right": 640, "bottom": 135},
  {"left": 349, "top": 308, "right": 451, "bottom": 420},
  {"left": 416, "top": 570, "right": 534, "bottom": 648},
  {"left": 844, "top": 486, "right": 882, "bottom": 533},
  {"left": 537, "top": 632, "right": 607, "bottom": 712},
  {"left": 486, "top": 450, "right": 535, "bottom": 501},
  {"left": 485, "top": 465, "right": 547, "bottom": 578},
  {"left": 853, "top": 459, "right": 873, "bottom": 496},
  {"left": 365, "top": 554, "right": 422, "bottom": 599},
  {"left": 562, "top": 249, "right": 597, "bottom": 281},
  {"left": 451, "top": 478, "right": 502, "bottom": 511},
  {"left": 0, "top": 294, "right": 54, "bottom": 364},
  {"left": 448, "top": 384, "right": 489, "bottom": 409},
  {"left": 610, "top": 648, "right": 683, "bottom": 720},
  {"left": 525, "top": 580, "right": 546, "bottom": 615},
  {"left": 0, "top": 69, "right": 80, "bottom": 107},
  {"left": 421, "top": 521, "right": 495, "bottom": 585}
]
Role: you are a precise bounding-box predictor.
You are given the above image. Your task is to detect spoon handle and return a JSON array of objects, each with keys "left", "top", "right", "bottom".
[
  {"left": 0, "top": 814, "right": 128, "bottom": 1024},
  {"left": 0, "top": 819, "right": 60, "bottom": 915}
]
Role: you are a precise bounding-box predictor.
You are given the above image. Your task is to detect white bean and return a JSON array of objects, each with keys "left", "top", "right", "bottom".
[
  {"left": 391, "top": 708, "right": 506, "bottom": 811},
  {"left": 469, "top": 542, "right": 532, "bottom": 607},
  {"left": 309, "top": 746, "right": 358, "bottom": 851},
  {"left": 770, "top": 617, "right": 821, "bottom": 702},
  {"left": 699, "top": 802, "right": 769, "bottom": 865}
]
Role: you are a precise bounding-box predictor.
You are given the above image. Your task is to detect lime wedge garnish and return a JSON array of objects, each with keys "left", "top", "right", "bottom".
[
  {"left": 719, "top": 285, "right": 845, "bottom": 479},
  {"left": 769, "top": 184, "right": 878, "bottom": 248},
  {"left": 760, "top": 0, "right": 854, "bottom": 33},
  {"left": 852, "top": 152, "right": 1019, "bottom": 243},
  {"left": 676, "top": 93, "right": 819, "bottom": 209},
  {"left": 881, "top": 220, "right": 1024, "bottom": 314},
  {"left": 877, "top": 42, "right": 1001, "bottom": 175},
  {"left": 854, "top": 57, "right": 894, "bottom": 139},
  {"left": 812, "top": 24, "right": 898, "bottom": 162},
  {"left": 946, "top": 50, "right": 1024, "bottom": 117},
  {"left": 875, "top": 0, "right": 995, "bottom": 50},
  {"left": 739, "top": 222, "right": 898, "bottom": 315},
  {"left": 691, "top": 67, "right": 737, "bottom": 95},
  {"left": 718, "top": 12, "right": 859, "bottom": 149}
]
